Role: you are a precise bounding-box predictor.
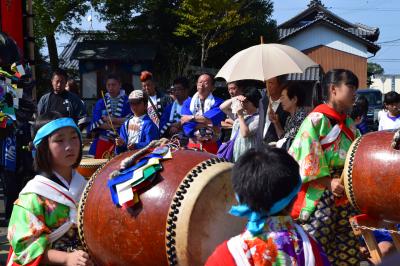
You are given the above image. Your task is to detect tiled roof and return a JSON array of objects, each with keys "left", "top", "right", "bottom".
[
  {"left": 59, "top": 31, "right": 120, "bottom": 70},
  {"left": 59, "top": 35, "right": 84, "bottom": 70},
  {"left": 71, "top": 40, "right": 156, "bottom": 61},
  {"left": 278, "top": 2, "right": 380, "bottom": 53},
  {"left": 278, "top": 15, "right": 380, "bottom": 54},
  {"left": 287, "top": 65, "right": 322, "bottom": 81},
  {"left": 351, "top": 23, "right": 380, "bottom": 42}
]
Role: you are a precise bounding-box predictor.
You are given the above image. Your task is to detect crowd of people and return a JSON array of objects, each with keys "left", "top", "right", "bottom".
[{"left": 4, "top": 66, "right": 400, "bottom": 266}]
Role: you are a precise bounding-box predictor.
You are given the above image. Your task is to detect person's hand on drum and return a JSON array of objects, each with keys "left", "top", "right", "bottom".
[
  {"left": 66, "top": 250, "right": 94, "bottom": 266},
  {"left": 115, "top": 137, "right": 125, "bottom": 147},
  {"left": 329, "top": 178, "right": 345, "bottom": 197}
]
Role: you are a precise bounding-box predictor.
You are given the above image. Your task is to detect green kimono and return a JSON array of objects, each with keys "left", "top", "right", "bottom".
[
  {"left": 288, "top": 107, "right": 361, "bottom": 265},
  {"left": 7, "top": 173, "right": 86, "bottom": 265},
  {"left": 8, "top": 194, "right": 72, "bottom": 265},
  {"left": 289, "top": 111, "right": 359, "bottom": 181}
]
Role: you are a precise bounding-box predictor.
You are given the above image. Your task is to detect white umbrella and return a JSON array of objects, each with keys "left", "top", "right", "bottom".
[{"left": 215, "top": 43, "right": 317, "bottom": 82}]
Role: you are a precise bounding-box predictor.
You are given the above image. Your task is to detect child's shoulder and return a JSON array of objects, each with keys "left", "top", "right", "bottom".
[{"left": 14, "top": 193, "right": 46, "bottom": 213}]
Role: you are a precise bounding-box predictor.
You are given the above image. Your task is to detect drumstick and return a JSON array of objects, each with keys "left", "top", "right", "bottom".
[{"left": 100, "top": 90, "right": 118, "bottom": 136}]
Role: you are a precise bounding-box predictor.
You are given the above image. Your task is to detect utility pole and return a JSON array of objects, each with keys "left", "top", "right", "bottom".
[{"left": 26, "top": 0, "right": 36, "bottom": 101}]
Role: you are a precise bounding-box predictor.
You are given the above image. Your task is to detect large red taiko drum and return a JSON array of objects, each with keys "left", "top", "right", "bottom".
[
  {"left": 343, "top": 131, "right": 400, "bottom": 223},
  {"left": 77, "top": 149, "right": 246, "bottom": 265}
]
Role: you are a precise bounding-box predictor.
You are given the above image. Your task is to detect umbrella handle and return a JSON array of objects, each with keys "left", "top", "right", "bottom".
[{"left": 264, "top": 80, "right": 272, "bottom": 111}]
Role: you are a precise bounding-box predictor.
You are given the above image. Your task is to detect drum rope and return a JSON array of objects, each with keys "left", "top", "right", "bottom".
[
  {"left": 165, "top": 157, "right": 228, "bottom": 266},
  {"left": 108, "top": 138, "right": 172, "bottom": 179},
  {"left": 78, "top": 165, "right": 100, "bottom": 252},
  {"left": 346, "top": 136, "right": 363, "bottom": 212}
]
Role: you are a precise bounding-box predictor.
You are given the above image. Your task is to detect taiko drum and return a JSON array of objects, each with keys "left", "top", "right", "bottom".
[
  {"left": 344, "top": 131, "right": 400, "bottom": 223},
  {"left": 77, "top": 149, "right": 246, "bottom": 265}
]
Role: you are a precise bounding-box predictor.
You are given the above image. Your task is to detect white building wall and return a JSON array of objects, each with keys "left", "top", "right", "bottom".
[
  {"left": 371, "top": 75, "right": 400, "bottom": 94},
  {"left": 82, "top": 71, "right": 98, "bottom": 99},
  {"left": 282, "top": 24, "right": 369, "bottom": 58}
]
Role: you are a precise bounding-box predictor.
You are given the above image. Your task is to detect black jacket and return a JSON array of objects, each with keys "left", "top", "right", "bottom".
[
  {"left": 257, "top": 90, "right": 289, "bottom": 145},
  {"left": 37, "top": 90, "right": 86, "bottom": 121}
]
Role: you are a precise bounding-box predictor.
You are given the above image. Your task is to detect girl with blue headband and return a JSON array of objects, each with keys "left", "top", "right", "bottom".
[
  {"left": 7, "top": 112, "right": 93, "bottom": 266},
  {"left": 206, "top": 148, "right": 330, "bottom": 266}
]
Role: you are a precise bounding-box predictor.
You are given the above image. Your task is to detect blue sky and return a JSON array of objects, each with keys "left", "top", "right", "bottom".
[{"left": 57, "top": 0, "right": 400, "bottom": 74}]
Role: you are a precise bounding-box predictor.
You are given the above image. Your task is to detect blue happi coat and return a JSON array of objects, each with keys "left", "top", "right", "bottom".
[
  {"left": 88, "top": 92, "right": 131, "bottom": 155},
  {"left": 116, "top": 114, "right": 159, "bottom": 154},
  {"left": 181, "top": 96, "right": 225, "bottom": 138}
]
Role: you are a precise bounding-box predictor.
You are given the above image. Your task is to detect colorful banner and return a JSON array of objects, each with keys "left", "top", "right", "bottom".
[{"left": 1, "top": 0, "right": 24, "bottom": 53}]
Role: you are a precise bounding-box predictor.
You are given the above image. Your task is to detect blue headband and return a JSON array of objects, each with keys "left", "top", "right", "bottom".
[
  {"left": 33, "top": 118, "right": 81, "bottom": 148},
  {"left": 229, "top": 176, "right": 302, "bottom": 235}
]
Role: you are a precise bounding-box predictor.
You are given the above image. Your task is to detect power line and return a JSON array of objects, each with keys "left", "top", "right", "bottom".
[
  {"left": 333, "top": 8, "right": 400, "bottom": 11},
  {"left": 369, "top": 59, "right": 400, "bottom": 62},
  {"left": 377, "top": 38, "right": 400, "bottom": 44}
]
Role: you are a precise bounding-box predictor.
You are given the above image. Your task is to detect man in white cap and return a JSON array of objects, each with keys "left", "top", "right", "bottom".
[{"left": 115, "top": 90, "right": 159, "bottom": 154}]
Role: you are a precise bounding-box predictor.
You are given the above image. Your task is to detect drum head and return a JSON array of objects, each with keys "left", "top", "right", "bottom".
[{"left": 169, "top": 160, "right": 246, "bottom": 265}]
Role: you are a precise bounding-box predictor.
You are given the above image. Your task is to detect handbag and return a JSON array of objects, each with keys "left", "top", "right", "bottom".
[
  {"left": 217, "top": 129, "right": 239, "bottom": 161},
  {"left": 217, "top": 115, "right": 255, "bottom": 161}
]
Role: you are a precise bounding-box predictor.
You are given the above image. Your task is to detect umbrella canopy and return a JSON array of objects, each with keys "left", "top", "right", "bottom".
[{"left": 215, "top": 43, "right": 317, "bottom": 83}]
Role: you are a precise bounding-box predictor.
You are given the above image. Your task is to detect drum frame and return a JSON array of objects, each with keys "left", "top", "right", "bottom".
[
  {"left": 343, "top": 136, "right": 363, "bottom": 212},
  {"left": 165, "top": 158, "right": 233, "bottom": 265}
]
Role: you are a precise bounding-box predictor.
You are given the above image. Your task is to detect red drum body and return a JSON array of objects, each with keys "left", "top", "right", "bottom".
[
  {"left": 77, "top": 149, "right": 245, "bottom": 265},
  {"left": 344, "top": 131, "right": 400, "bottom": 222}
]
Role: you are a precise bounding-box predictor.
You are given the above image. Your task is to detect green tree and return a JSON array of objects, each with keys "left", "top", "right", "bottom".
[
  {"left": 33, "top": 0, "right": 90, "bottom": 69},
  {"left": 367, "top": 62, "right": 384, "bottom": 86},
  {"left": 93, "top": 0, "right": 276, "bottom": 86},
  {"left": 93, "top": 0, "right": 194, "bottom": 87},
  {"left": 208, "top": 0, "right": 277, "bottom": 68},
  {"left": 174, "top": 0, "right": 250, "bottom": 68}
]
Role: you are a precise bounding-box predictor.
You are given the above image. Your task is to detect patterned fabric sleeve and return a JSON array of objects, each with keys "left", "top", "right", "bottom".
[
  {"left": 7, "top": 194, "right": 51, "bottom": 265},
  {"left": 89, "top": 99, "right": 106, "bottom": 132},
  {"left": 288, "top": 113, "right": 331, "bottom": 183},
  {"left": 159, "top": 103, "right": 173, "bottom": 136}
]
